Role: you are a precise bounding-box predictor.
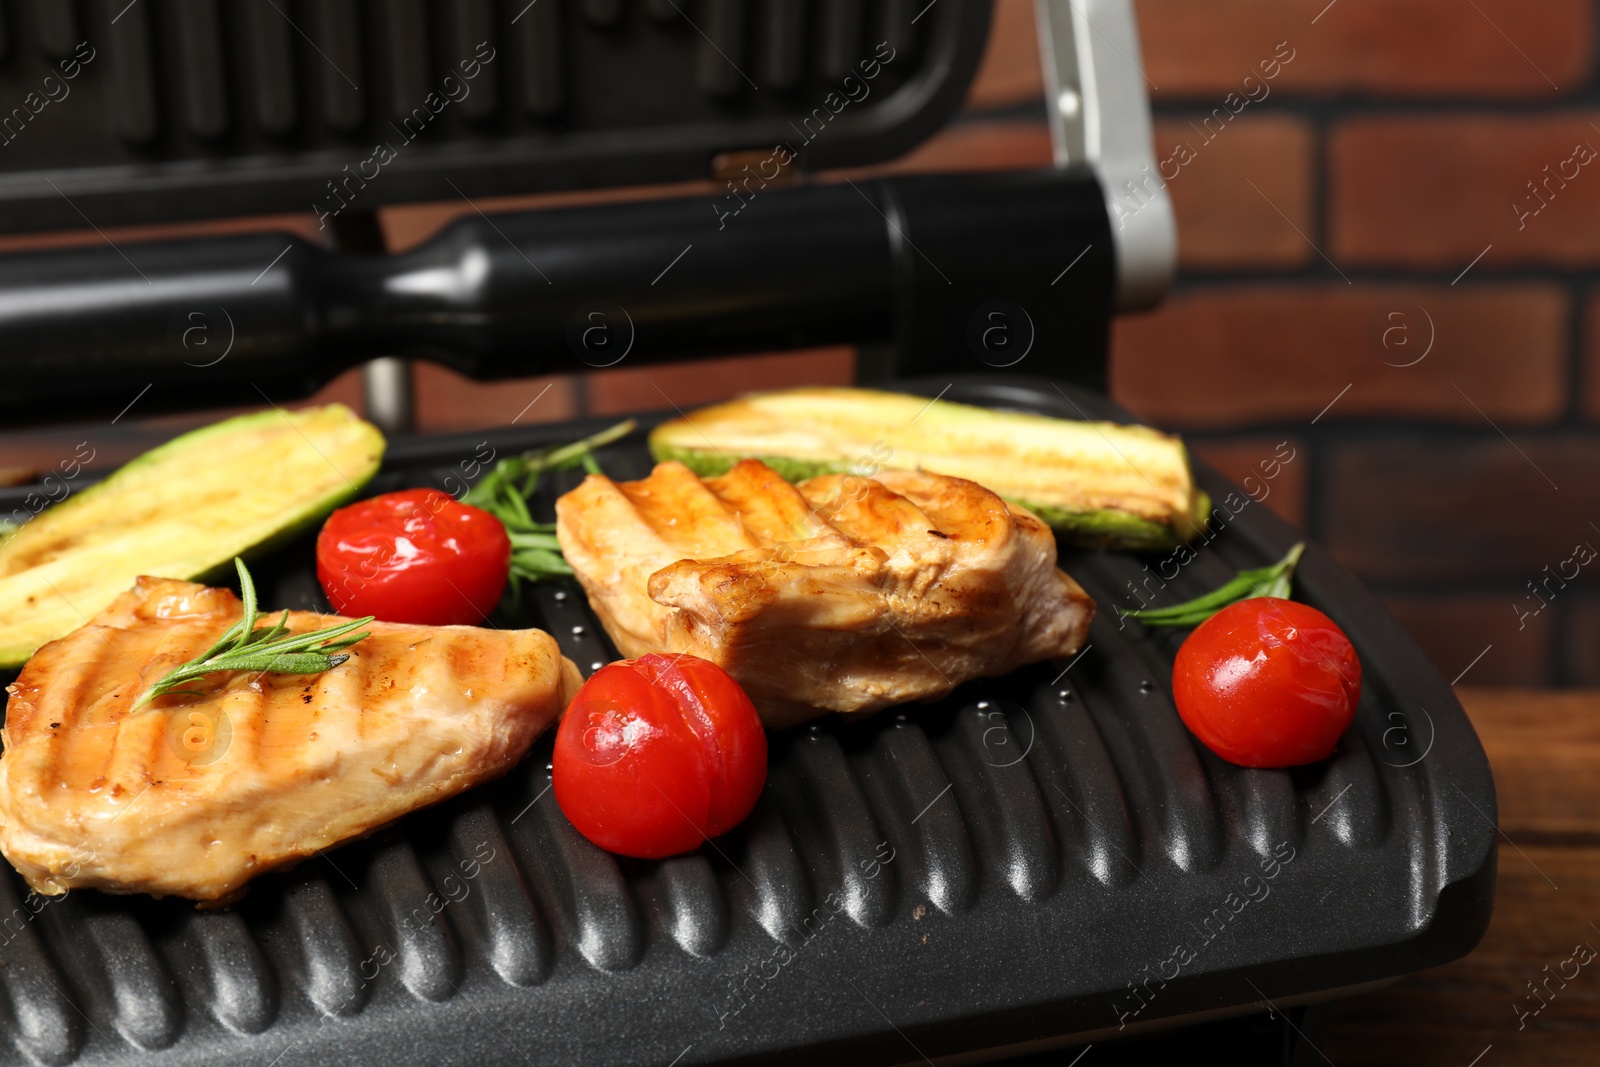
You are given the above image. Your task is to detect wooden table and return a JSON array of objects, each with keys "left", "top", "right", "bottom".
[{"left": 1327, "top": 688, "right": 1600, "bottom": 1066}]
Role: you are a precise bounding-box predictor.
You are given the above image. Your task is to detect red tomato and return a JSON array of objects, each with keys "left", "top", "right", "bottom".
[
  {"left": 1171, "top": 597, "right": 1362, "bottom": 768},
  {"left": 316, "top": 488, "right": 511, "bottom": 625},
  {"left": 554, "top": 653, "right": 767, "bottom": 859}
]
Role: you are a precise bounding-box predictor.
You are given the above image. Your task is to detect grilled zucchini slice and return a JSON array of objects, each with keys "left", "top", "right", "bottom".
[
  {"left": 648, "top": 387, "right": 1208, "bottom": 551},
  {"left": 0, "top": 404, "right": 384, "bottom": 668}
]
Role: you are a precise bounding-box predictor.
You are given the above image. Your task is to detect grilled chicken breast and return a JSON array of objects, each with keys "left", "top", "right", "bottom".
[
  {"left": 556, "top": 459, "right": 1094, "bottom": 727},
  {"left": 0, "top": 576, "right": 581, "bottom": 902}
]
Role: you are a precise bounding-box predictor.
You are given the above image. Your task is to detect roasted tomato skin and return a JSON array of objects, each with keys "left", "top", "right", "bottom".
[
  {"left": 554, "top": 653, "right": 767, "bottom": 859},
  {"left": 1171, "top": 597, "right": 1362, "bottom": 768},
  {"left": 316, "top": 488, "right": 511, "bottom": 625}
]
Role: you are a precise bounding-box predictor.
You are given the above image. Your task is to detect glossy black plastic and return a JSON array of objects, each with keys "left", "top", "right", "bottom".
[
  {"left": 0, "top": 0, "right": 990, "bottom": 232},
  {"left": 0, "top": 169, "right": 1115, "bottom": 422},
  {"left": 0, "top": 378, "right": 1496, "bottom": 1066}
]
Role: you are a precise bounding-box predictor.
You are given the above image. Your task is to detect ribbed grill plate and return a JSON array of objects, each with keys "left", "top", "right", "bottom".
[{"left": 0, "top": 378, "right": 1496, "bottom": 1066}]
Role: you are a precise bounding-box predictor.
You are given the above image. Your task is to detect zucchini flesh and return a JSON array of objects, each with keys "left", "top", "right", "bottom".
[
  {"left": 0, "top": 404, "right": 384, "bottom": 668},
  {"left": 648, "top": 388, "right": 1209, "bottom": 551}
]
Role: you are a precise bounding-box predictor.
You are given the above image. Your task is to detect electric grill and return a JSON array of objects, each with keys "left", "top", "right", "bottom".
[{"left": 0, "top": 2, "right": 1495, "bottom": 1064}]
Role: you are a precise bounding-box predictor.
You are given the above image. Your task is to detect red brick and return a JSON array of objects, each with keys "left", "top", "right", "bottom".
[
  {"left": 1111, "top": 284, "right": 1568, "bottom": 429},
  {"left": 0, "top": 211, "right": 329, "bottom": 256},
  {"left": 1383, "top": 594, "right": 1555, "bottom": 687},
  {"left": 380, "top": 179, "right": 712, "bottom": 254},
  {"left": 1153, "top": 113, "right": 1314, "bottom": 268},
  {"left": 965, "top": 0, "right": 1043, "bottom": 111},
  {"left": 587, "top": 347, "right": 855, "bottom": 416},
  {"left": 1188, "top": 436, "right": 1308, "bottom": 529},
  {"left": 1322, "top": 435, "right": 1600, "bottom": 583},
  {"left": 1137, "top": 0, "right": 1595, "bottom": 99},
  {"left": 293, "top": 367, "right": 366, "bottom": 425},
  {"left": 412, "top": 367, "right": 578, "bottom": 432},
  {"left": 0, "top": 369, "right": 369, "bottom": 474},
  {"left": 963, "top": 0, "right": 1597, "bottom": 106},
  {"left": 0, "top": 426, "right": 154, "bottom": 480},
  {"left": 853, "top": 120, "right": 1052, "bottom": 176},
  {"left": 1332, "top": 115, "right": 1600, "bottom": 268}
]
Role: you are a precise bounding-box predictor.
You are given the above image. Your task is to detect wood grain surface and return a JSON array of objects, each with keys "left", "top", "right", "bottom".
[{"left": 1327, "top": 688, "right": 1600, "bottom": 1066}]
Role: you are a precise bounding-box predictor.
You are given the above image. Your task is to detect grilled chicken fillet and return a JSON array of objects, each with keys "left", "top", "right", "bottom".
[
  {"left": 0, "top": 576, "right": 581, "bottom": 902},
  {"left": 556, "top": 460, "right": 1094, "bottom": 727}
]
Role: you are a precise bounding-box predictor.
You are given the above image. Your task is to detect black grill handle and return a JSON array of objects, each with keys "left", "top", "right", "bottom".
[{"left": 0, "top": 168, "right": 1113, "bottom": 424}]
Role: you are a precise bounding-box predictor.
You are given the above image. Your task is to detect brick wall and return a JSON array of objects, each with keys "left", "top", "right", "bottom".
[
  {"left": 2, "top": 0, "right": 1592, "bottom": 687},
  {"left": 821, "top": 0, "right": 1600, "bottom": 687},
  {"left": 770, "top": 0, "right": 1600, "bottom": 689},
  {"left": 1106, "top": 0, "right": 1600, "bottom": 687}
]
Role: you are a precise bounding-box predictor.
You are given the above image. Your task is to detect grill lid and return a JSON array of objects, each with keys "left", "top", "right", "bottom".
[{"left": 0, "top": 0, "right": 991, "bottom": 232}]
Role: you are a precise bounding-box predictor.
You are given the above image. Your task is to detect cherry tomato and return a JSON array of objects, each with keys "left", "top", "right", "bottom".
[
  {"left": 1171, "top": 597, "right": 1362, "bottom": 768},
  {"left": 554, "top": 653, "right": 767, "bottom": 859},
  {"left": 316, "top": 488, "right": 511, "bottom": 625}
]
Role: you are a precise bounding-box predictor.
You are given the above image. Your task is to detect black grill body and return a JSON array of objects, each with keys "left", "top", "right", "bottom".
[
  {"left": 0, "top": 379, "right": 1496, "bottom": 1067},
  {"left": 0, "top": 3, "right": 1492, "bottom": 1063}
]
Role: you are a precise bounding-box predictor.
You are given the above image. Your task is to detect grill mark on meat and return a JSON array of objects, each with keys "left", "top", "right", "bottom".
[
  {"left": 557, "top": 460, "right": 1095, "bottom": 728},
  {"left": 0, "top": 576, "right": 579, "bottom": 901},
  {"left": 618, "top": 462, "right": 752, "bottom": 557},
  {"left": 702, "top": 459, "right": 829, "bottom": 545}
]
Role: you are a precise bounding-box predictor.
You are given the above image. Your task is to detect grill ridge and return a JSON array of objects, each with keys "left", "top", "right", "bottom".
[
  {"left": 0, "top": 866, "right": 82, "bottom": 1065},
  {"left": 187, "top": 908, "right": 277, "bottom": 1035},
  {"left": 442, "top": 801, "right": 551, "bottom": 987},
  {"left": 855, "top": 719, "right": 978, "bottom": 916},
  {"left": 0, "top": 379, "right": 1495, "bottom": 1065}
]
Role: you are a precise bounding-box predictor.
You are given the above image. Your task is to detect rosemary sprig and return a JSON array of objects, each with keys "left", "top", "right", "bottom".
[
  {"left": 1121, "top": 542, "right": 1306, "bottom": 629},
  {"left": 462, "top": 419, "right": 635, "bottom": 596},
  {"left": 131, "top": 558, "right": 374, "bottom": 709}
]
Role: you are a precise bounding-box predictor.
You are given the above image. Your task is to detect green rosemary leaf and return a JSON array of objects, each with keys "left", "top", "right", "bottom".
[
  {"left": 131, "top": 558, "right": 375, "bottom": 709},
  {"left": 235, "top": 556, "right": 259, "bottom": 643},
  {"left": 502, "top": 487, "right": 538, "bottom": 532},
  {"left": 537, "top": 419, "right": 636, "bottom": 472},
  {"left": 249, "top": 614, "right": 372, "bottom": 654},
  {"left": 510, "top": 548, "right": 573, "bottom": 577},
  {"left": 192, "top": 615, "right": 245, "bottom": 665},
  {"left": 241, "top": 609, "right": 292, "bottom": 648},
  {"left": 1255, "top": 571, "right": 1293, "bottom": 601},
  {"left": 461, "top": 420, "right": 634, "bottom": 597},
  {"left": 1124, "top": 574, "right": 1259, "bottom": 620},
  {"left": 1123, "top": 542, "right": 1306, "bottom": 629},
  {"left": 508, "top": 531, "right": 562, "bottom": 551}
]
